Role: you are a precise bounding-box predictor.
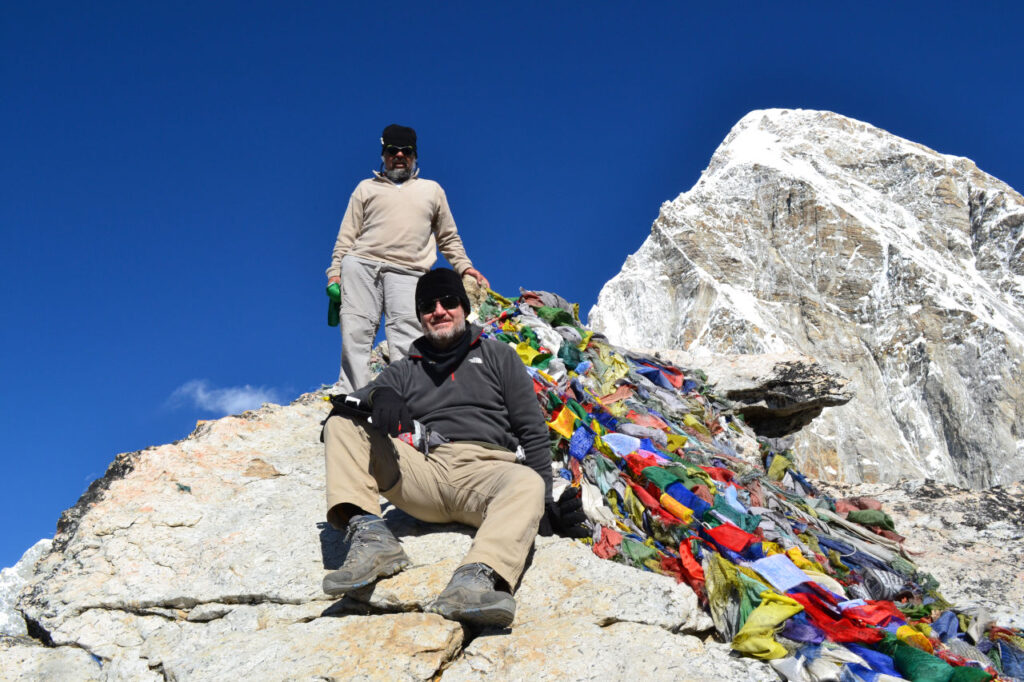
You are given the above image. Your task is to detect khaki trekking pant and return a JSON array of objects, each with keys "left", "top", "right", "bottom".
[
  {"left": 337, "top": 255, "right": 422, "bottom": 391},
  {"left": 323, "top": 415, "right": 545, "bottom": 587}
]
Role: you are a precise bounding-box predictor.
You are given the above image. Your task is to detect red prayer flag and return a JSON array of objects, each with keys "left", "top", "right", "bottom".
[{"left": 705, "top": 522, "right": 759, "bottom": 552}]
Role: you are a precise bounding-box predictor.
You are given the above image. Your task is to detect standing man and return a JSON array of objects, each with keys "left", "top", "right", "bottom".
[
  {"left": 320, "top": 269, "right": 586, "bottom": 628},
  {"left": 326, "top": 124, "right": 489, "bottom": 392}
]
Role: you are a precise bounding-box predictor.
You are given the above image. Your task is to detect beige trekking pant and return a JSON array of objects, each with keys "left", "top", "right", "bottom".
[
  {"left": 337, "top": 254, "right": 422, "bottom": 391},
  {"left": 323, "top": 415, "right": 545, "bottom": 587}
]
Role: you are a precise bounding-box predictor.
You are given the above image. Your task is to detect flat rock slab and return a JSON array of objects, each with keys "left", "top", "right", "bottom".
[
  {"left": 443, "top": 620, "right": 777, "bottom": 681},
  {"left": 159, "top": 613, "right": 464, "bottom": 681},
  {"left": 0, "top": 639, "right": 103, "bottom": 681},
  {"left": 515, "top": 539, "right": 712, "bottom": 632}
]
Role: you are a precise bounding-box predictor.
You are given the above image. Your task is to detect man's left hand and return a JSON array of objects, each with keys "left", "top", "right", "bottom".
[
  {"left": 463, "top": 267, "right": 490, "bottom": 289},
  {"left": 538, "top": 487, "right": 590, "bottom": 538},
  {"left": 369, "top": 387, "right": 413, "bottom": 437}
]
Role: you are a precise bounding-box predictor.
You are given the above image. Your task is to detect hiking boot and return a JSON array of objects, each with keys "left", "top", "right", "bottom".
[
  {"left": 322, "top": 515, "right": 410, "bottom": 596},
  {"left": 425, "top": 563, "right": 516, "bottom": 628}
]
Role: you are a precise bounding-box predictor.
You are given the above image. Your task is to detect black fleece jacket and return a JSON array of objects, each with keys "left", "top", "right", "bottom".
[{"left": 351, "top": 325, "right": 553, "bottom": 502}]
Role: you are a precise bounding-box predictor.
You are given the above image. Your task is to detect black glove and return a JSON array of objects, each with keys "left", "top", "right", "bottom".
[
  {"left": 326, "top": 394, "right": 372, "bottom": 420},
  {"left": 370, "top": 387, "right": 413, "bottom": 437},
  {"left": 538, "top": 486, "right": 590, "bottom": 539},
  {"left": 320, "top": 394, "right": 373, "bottom": 442}
]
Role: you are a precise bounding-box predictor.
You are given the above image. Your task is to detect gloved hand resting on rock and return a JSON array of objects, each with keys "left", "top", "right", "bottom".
[{"left": 539, "top": 486, "right": 590, "bottom": 539}]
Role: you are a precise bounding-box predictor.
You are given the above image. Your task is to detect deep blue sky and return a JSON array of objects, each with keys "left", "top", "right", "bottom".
[{"left": 2, "top": 2, "right": 1022, "bottom": 568}]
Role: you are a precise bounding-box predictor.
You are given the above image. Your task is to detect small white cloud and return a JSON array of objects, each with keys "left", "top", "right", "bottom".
[{"left": 169, "top": 379, "right": 281, "bottom": 416}]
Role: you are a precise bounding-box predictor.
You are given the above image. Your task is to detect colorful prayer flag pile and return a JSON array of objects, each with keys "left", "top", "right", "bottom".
[{"left": 477, "top": 288, "right": 1023, "bottom": 682}]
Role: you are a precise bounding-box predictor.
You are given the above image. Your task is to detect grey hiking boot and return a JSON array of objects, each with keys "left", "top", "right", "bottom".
[
  {"left": 322, "top": 515, "right": 411, "bottom": 596},
  {"left": 425, "top": 562, "right": 516, "bottom": 628}
]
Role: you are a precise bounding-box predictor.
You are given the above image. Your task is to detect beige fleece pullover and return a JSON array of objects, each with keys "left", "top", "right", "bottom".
[{"left": 325, "top": 171, "right": 473, "bottom": 279}]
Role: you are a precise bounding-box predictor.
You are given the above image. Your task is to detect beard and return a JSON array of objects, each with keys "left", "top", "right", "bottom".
[
  {"left": 383, "top": 161, "right": 416, "bottom": 183},
  {"left": 424, "top": 316, "right": 467, "bottom": 348}
]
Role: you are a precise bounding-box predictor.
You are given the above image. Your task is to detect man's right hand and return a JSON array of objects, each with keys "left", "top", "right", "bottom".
[
  {"left": 370, "top": 387, "right": 413, "bottom": 437},
  {"left": 538, "top": 487, "right": 590, "bottom": 538},
  {"left": 328, "top": 276, "right": 341, "bottom": 285}
]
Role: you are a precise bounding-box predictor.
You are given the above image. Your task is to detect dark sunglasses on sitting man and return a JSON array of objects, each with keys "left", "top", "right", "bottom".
[
  {"left": 384, "top": 145, "right": 415, "bottom": 156},
  {"left": 417, "top": 295, "right": 462, "bottom": 315}
]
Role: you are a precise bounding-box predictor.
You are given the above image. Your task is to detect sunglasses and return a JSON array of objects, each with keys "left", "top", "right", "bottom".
[
  {"left": 384, "top": 145, "right": 415, "bottom": 156},
  {"left": 417, "top": 295, "right": 462, "bottom": 315}
]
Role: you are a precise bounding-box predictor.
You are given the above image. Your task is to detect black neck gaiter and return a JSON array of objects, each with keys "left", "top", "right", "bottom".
[{"left": 417, "top": 327, "right": 473, "bottom": 381}]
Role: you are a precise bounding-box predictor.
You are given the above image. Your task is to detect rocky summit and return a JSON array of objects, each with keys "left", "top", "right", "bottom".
[
  {"left": 590, "top": 108, "right": 1024, "bottom": 488},
  {"left": 1, "top": 392, "right": 777, "bottom": 682}
]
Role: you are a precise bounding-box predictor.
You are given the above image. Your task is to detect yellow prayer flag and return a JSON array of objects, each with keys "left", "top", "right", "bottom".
[
  {"left": 546, "top": 407, "right": 578, "bottom": 439},
  {"left": 896, "top": 624, "right": 934, "bottom": 653},
  {"left": 515, "top": 341, "right": 541, "bottom": 366},
  {"left": 666, "top": 433, "right": 688, "bottom": 451},
  {"left": 683, "top": 414, "right": 711, "bottom": 436},
  {"left": 659, "top": 493, "right": 694, "bottom": 524},
  {"left": 767, "top": 454, "right": 791, "bottom": 481},
  {"left": 732, "top": 591, "right": 805, "bottom": 659}
]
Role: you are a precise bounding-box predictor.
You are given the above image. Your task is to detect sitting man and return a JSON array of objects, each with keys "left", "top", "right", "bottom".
[{"left": 321, "top": 269, "right": 584, "bottom": 628}]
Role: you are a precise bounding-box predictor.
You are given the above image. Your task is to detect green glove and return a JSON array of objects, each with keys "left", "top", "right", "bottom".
[{"left": 326, "top": 282, "right": 341, "bottom": 327}]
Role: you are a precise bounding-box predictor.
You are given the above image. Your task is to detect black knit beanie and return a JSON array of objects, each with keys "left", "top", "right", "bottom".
[
  {"left": 381, "top": 124, "right": 417, "bottom": 154},
  {"left": 415, "top": 268, "right": 470, "bottom": 314}
]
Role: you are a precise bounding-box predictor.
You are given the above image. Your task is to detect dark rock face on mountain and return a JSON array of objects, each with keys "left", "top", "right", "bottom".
[
  {"left": 591, "top": 109, "right": 1024, "bottom": 488},
  {"left": 645, "top": 349, "right": 853, "bottom": 437}
]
